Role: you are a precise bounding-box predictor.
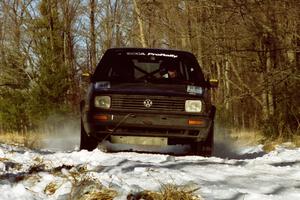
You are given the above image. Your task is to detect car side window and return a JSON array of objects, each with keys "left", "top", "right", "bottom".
[{"left": 109, "top": 57, "right": 135, "bottom": 81}]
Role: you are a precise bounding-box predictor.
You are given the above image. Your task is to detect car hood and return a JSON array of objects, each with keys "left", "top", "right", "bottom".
[{"left": 93, "top": 82, "right": 205, "bottom": 97}]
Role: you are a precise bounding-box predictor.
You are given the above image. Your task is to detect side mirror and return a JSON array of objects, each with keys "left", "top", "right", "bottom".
[
  {"left": 82, "top": 72, "right": 91, "bottom": 80},
  {"left": 209, "top": 79, "right": 218, "bottom": 88},
  {"left": 82, "top": 72, "right": 91, "bottom": 78}
]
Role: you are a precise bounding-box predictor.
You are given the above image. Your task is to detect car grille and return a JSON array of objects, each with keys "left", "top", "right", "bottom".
[{"left": 111, "top": 94, "right": 186, "bottom": 112}]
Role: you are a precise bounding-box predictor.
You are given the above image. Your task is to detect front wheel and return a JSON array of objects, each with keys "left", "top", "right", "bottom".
[
  {"left": 80, "top": 120, "right": 98, "bottom": 151},
  {"left": 193, "top": 123, "right": 214, "bottom": 156}
]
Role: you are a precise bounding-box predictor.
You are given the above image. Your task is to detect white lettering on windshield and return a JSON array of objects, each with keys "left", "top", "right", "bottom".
[
  {"left": 147, "top": 53, "right": 178, "bottom": 58},
  {"left": 126, "top": 52, "right": 178, "bottom": 58},
  {"left": 127, "top": 52, "right": 146, "bottom": 56}
]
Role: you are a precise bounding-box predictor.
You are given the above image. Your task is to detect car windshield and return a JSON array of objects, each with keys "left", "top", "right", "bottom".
[{"left": 93, "top": 49, "right": 205, "bottom": 85}]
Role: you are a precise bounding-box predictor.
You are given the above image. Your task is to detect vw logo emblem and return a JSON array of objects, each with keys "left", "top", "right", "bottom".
[{"left": 144, "top": 99, "right": 152, "bottom": 108}]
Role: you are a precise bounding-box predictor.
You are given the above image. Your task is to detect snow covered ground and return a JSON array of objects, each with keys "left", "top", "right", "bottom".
[{"left": 0, "top": 141, "right": 300, "bottom": 200}]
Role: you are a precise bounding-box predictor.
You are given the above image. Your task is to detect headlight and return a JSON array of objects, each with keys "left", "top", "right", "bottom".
[
  {"left": 185, "top": 100, "right": 202, "bottom": 112},
  {"left": 94, "top": 96, "right": 111, "bottom": 109}
]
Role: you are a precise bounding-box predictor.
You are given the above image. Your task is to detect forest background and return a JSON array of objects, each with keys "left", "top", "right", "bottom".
[{"left": 0, "top": 0, "right": 299, "bottom": 144}]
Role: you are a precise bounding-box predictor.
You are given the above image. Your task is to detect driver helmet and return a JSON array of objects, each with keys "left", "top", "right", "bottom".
[{"left": 160, "top": 60, "right": 177, "bottom": 78}]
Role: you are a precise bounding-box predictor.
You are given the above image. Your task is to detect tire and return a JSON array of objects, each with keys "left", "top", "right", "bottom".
[
  {"left": 80, "top": 120, "right": 98, "bottom": 151},
  {"left": 193, "top": 123, "right": 214, "bottom": 156}
]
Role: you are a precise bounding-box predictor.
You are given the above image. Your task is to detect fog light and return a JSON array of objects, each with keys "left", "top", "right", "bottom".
[
  {"left": 94, "top": 115, "right": 108, "bottom": 121},
  {"left": 188, "top": 119, "right": 205, "bottom": 125}
]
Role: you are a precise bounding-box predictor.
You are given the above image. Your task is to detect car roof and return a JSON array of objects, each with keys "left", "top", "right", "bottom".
[{"left": 105, "top": 47, "right": 195, "bottom": 56}]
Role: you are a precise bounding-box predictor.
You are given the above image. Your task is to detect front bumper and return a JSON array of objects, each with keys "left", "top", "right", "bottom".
[{"left": 83, "top": 110, "right": 213, "bottom": 143}]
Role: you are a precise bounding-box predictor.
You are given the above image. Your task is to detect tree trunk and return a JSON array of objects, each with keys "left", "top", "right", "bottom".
[
  {"left": 224, "top": 58, "right": 230, "bottom": 111},
  {"left": 90, "top": 0, "right": 97, "bottom": 69},
  {"left": 133, "top": 0, "right": 147, "bottom": 47}
]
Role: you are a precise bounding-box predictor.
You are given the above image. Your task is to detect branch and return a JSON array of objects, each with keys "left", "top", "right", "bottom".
[{"left": 0, "top": 83, "right": 21, "bottom": 89}]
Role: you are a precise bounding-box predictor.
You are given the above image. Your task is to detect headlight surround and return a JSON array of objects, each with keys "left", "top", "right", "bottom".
[
  {"left": 94, "top": 96, "right": 111, "bottom": 109},
  {"left": 185, "top": 100, "right": 202, "bottom": 113}
]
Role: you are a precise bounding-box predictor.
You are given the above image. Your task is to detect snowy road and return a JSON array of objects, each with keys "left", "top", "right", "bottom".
[{"left": 0, "top": 142, "right": 300, "bottom": 200}]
